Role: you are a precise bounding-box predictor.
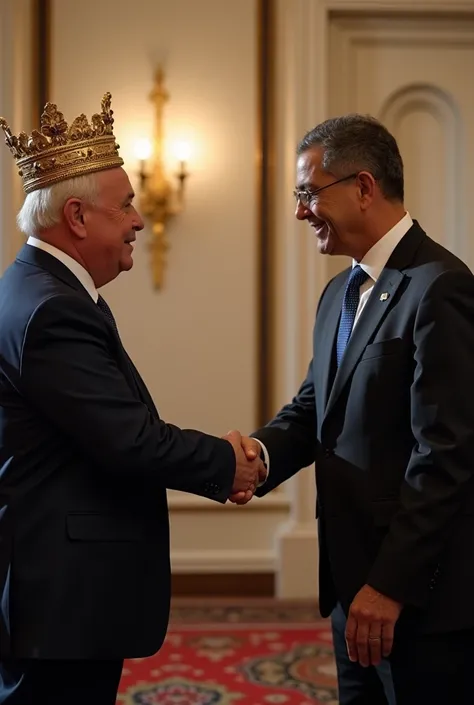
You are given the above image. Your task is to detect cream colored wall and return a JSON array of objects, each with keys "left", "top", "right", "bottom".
[
  {"left": 49, "top": 0, "right": 291, "bottom": 576},
  {"left": 51, "top": 0, "right": 258, "bottom": 437},
  {"left": 0, "top": 0, "right": 33, "bottom": 269}
]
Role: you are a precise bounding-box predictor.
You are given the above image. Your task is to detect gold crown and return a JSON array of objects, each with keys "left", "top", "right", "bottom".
[{"left": 0, "top": 92, "right": 124, "bottom": 194}]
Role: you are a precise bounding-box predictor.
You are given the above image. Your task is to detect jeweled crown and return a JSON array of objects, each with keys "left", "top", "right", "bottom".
[{"left": 0, "top": 92, "right": 124, "bottom": 194}]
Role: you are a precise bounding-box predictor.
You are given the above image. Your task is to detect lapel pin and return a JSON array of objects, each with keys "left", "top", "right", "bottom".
[{"left": 380, "top": 292, "right": 389, "bottom": 301}]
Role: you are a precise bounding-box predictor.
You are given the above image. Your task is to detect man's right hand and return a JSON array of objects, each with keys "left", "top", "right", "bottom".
[{"left": 224, "top": 430, "right": 266, "bottom": 501}]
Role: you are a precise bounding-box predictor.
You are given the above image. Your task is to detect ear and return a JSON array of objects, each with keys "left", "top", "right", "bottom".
[
  {"left": 356, "top": 171, "right": 377, "bottom": 210},
  {"left": 63, "top": 198, "right": 87, "bottom": 239}
]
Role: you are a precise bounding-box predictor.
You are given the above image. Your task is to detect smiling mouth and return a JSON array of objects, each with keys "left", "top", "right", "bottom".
[{"left": 311, "top": 222, "right": 327, "bottom": 235}]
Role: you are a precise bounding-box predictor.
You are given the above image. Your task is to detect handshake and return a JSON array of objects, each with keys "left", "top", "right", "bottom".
[{"left": 223, "top": 430, "right": 267, "bottom": 505}]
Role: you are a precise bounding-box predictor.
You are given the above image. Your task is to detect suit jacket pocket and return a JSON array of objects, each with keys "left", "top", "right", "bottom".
[
  {"left": 360, "top": 337, "right": 405, "bottom": 362},
  {"left": 371, "top": 499, "right": 401, "bottom": 527},
  {"left": 66, "top": 512, "right": 146, "bottom": 542}
]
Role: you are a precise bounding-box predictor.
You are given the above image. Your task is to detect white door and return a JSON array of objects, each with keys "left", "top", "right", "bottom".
[{"left": 327, "top": 14, "right": 474, "bottom": 279}]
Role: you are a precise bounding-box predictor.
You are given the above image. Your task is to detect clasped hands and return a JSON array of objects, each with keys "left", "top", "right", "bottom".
[{"left": 223, "top": 430, "right": 266, "bottom": 505}]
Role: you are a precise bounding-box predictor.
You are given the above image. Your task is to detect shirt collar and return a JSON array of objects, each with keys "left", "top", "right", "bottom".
[
  {"left": 353, "top": 212, "right": 413, "bottom": 283},
  {"left": 27, "top": 236, "right": 98, "bottom": 302}
]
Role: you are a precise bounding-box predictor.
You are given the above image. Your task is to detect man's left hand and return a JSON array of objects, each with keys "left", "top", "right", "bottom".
[{"left": 345, "top": 584, "right": 402, "bottom": 667}]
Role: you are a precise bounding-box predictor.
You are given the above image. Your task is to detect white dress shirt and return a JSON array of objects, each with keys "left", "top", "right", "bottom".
[
  {"left": 27, "top": 236, "right": 98, "bottom": 302},
  {"left": 353, "top": 211, "right": 413, "bottom": 328},
  {"left": 257, "top": 212, "right": 413, "bottom": 480}
]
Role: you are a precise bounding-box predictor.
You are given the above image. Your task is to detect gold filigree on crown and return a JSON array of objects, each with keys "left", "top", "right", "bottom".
[{"left": 0, "top": 92, "right": 124, "bottom": 194}]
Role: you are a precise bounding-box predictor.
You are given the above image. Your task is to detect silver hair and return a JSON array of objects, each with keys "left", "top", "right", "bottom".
[{"left": 16, "top": 173, "right": 98, "bottom": 237}]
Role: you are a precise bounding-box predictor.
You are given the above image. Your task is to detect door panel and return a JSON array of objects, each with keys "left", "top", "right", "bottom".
[{"left": 328, "top": 15, "right": 474, "bottom": 278}]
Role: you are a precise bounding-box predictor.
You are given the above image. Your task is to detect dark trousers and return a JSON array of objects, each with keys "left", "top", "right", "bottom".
[
  {"left": 0, "top": 658, "right": 123, "bottom": 705},
  {"left": 331, "top": 602, "right": 396, "bottom": 705},
  {"left": 332, "top": 602, "right": 474, "bottom": 705},
  {"left": 390, "top": 622, "right": 474, "bottom": 705}
]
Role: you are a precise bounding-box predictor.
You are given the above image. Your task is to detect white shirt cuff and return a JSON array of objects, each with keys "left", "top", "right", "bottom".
[{"left": 254, "top": 439, "right": 270, "bottom": 486}]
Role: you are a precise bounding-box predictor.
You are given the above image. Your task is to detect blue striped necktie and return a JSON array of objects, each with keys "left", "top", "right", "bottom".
[{"left": 336, "top": 265, "right": 369, "bottom": 366}]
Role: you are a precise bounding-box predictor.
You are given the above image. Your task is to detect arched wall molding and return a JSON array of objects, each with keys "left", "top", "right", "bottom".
[{"left": 380, "top": 82, "right": 464, "bottom": 257}]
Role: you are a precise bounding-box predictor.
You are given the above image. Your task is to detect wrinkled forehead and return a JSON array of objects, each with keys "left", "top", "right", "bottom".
[{"left": 96, "top": 167, "right": 134, "bottom": 203}]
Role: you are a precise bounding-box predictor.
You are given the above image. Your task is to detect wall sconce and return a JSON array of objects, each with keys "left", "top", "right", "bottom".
[{"left": 135, "top": 67, "right": 190, "bottom": 290}]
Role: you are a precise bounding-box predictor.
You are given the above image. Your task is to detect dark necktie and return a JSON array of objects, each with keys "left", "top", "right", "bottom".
[
  {"left": 336, "top": 265, "right": 369, "bottom": 366},
  {"left": 97, "top": 294, "right": 119, "bottom": 334},
  {"left": 96, "top": 294, "right": 148, "bottom": 404}
]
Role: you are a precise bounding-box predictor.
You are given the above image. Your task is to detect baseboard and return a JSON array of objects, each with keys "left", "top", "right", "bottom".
[
  {"left": 170, "top": 548, "right": 275, "bottom": 573},
  {"left": 171, "top": 572, "right": 275, "bottom": 597}
]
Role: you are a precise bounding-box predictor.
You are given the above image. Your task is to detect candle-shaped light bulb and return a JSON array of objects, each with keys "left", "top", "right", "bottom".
[
  {"left": 135, "top": 138, "right": 153, "bottom": 161},
  {"left": 174, "top": 140, "right": 191, "bottom": 163},
  {"left": 173, "top": 141, "right": 191, "bottom": 193},
  {"left": 134, "top": 138, "right": 153, "bottom": 184}
]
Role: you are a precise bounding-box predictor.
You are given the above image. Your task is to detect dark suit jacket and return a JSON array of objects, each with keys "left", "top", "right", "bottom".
[
  {"left": 0, "top": 244, "right": 236, "bottom": 659},
  {"left": 255, "top": 222, "right": 474, "bottom": 634}
]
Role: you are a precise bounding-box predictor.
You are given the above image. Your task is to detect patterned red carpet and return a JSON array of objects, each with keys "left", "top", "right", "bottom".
[{"left": 116, "top": 599, "right": 338, "bottom": 704}]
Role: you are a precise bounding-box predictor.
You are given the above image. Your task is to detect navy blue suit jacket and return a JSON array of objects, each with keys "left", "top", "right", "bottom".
[
  {"left": 255, "top": 222, "right": 474, "bottom": 634},
  {"left": 0, "top": 244, "right": 235, "bottom": 659}
]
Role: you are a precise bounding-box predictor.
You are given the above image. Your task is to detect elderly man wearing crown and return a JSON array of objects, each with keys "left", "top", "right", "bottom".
[{"left": 0, "top": 95, "right": 265, "bottom": 704}]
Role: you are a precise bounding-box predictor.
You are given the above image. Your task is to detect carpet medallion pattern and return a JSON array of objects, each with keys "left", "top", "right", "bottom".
[{"left": 117, "top": 603, "right": 337, "bottom": 705}]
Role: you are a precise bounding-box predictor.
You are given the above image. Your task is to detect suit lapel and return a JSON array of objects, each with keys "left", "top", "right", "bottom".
[
  {"left": 125, "top": 352, "right": 159, "bottom": 417},
  {"left": 104, "top": 327, "right": 159, "bottom": 416},
  {"left": 324, "top": 267, "right": 405, "bottom": 420},
  {"left": 321, "top": 220, "right": 427, "bottom": 421},
  {"left": 17, "top": 245, "right": 159, "bottom": 416},
  {"left": 318, "top": 278, "right": 345, "bottom": 415}
]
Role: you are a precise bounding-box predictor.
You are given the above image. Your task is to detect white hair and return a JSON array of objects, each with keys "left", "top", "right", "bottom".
[{"left": 16, "top": 173, "right": 98, "bottom": 237}]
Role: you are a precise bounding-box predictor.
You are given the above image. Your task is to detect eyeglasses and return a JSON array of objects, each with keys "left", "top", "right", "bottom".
[{"left": 293, "top": 173, "right": 358, "bottom": 208}]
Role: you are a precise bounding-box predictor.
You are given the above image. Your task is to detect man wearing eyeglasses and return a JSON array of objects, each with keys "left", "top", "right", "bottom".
[{"left": 230, "top": 114, "right": 474, "bottom": 705}]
